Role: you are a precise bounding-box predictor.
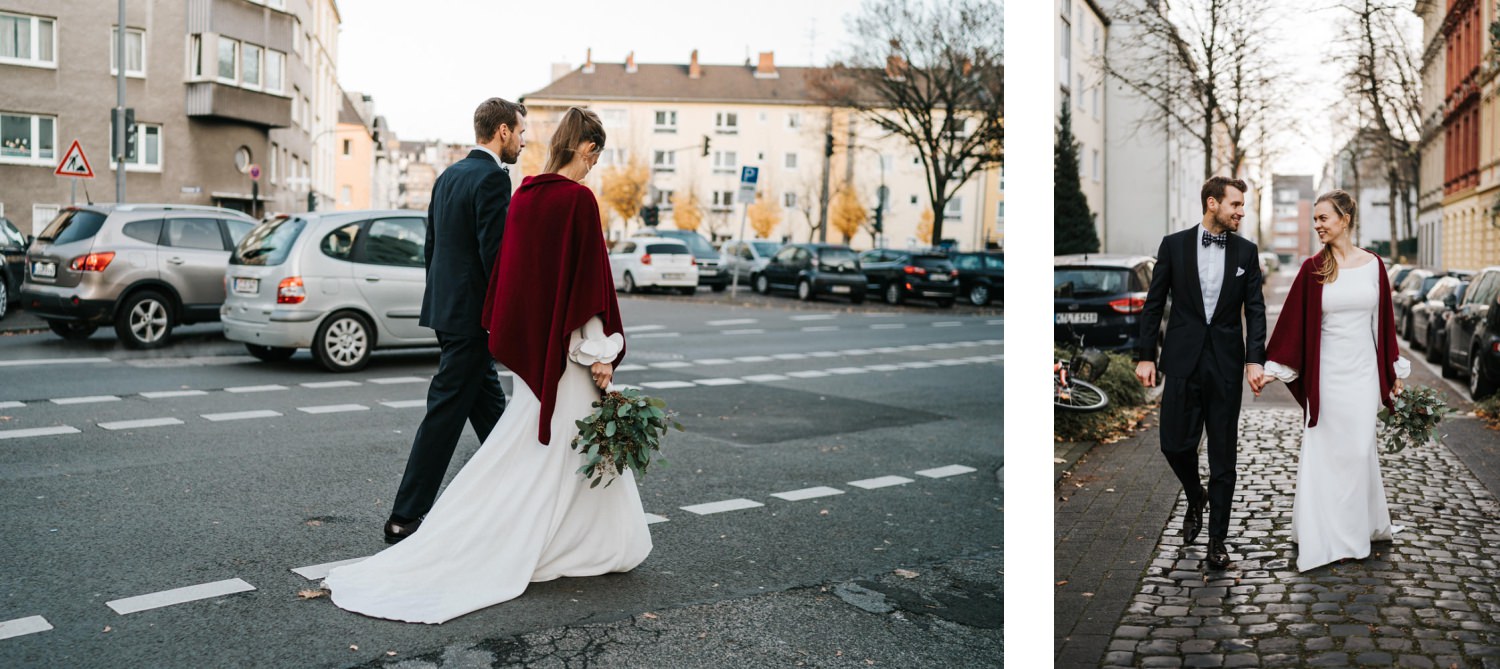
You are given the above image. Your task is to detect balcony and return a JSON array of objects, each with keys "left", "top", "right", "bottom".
[{"left": 186, "top": 82, "right": 291, "bottom": 129}]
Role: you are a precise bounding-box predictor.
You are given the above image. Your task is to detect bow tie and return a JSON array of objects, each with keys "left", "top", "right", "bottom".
[{"left": 1201, "top": 230, "right": 1227, "bottom": 248}]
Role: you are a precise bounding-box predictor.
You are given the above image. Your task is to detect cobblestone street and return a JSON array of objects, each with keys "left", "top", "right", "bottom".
[{"left": 1095, "top": 409, "right": 1500, "bottom": 668}]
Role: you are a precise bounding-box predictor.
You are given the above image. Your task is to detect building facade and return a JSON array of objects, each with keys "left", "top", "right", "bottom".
[
  {"left": 1442, "top": 0, "right": 1494, "bottom": 271},
  {"left": 1416, "top": 0, "right": 1447, "bottom": 269},
  {"left": 333, "top": 90, "right": 397, "bottom": 211},
  {"left": 1268, "top": 175, "right": 1315, "bottom": 263},
  {"left": 1056, "top": 0, "right": 1109, "bottom": 247}
]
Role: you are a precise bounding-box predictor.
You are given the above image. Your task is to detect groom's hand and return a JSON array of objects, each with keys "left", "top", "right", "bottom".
[
  {"left": 1135, "top": 361, "right": 1156, "bottom": 388},
  {"left": 1246, "top": 364, "right": 1265, "bottom": 396}
]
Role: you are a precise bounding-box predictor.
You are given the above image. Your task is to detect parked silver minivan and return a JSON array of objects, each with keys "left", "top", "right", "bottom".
[{"left": 221, "top": 210, "right": 436, "bottom": 372}]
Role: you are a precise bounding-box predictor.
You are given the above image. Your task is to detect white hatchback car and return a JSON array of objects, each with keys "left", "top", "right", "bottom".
[
  {"left": 609, "top": 237, "right": 699, "bottom": 294},
  {"left": 221, "top": 210, "right": 437, "bottom": 372}
]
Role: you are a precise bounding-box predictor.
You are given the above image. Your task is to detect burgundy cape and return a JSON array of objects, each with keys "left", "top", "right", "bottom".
[
  {"left": 481, "top": 174, "right": 625, "bottom": 445},
  {"left": 1264, "top": 249, "right": 1399, "bottom": 428}
]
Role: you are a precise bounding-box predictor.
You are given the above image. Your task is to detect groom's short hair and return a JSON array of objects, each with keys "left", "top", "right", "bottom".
[
  {"left": 474, "top": 98, "right": 527, "bottom": 143},
  {"left": 1201, "top": 176, "right": 1248, "bottom": 213}
]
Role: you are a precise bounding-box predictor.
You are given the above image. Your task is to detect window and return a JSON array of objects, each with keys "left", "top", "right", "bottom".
[
  {"left": 321, "top": 222, "right": 360, "bottom": 260},
  {"left": 1092, "top": 86, "right": 1099, "bottom": 120},
  {"left": 342, "top": 139, "right": 352, "bottom": 156},
  {"left": 715, "top": 111, "right": 738, "bottom": 134},
  {"left": 1059, "top": 15, "right": 1071, "bottom": 88},
  {"left": 166, "top": 218, "right": 227, "bottom": 251},
  {"left": 242, "top": 43, "right": 262, "bottom": 89},
  {"left": 653, "top": 110, "right": 677, "bottom": 131},
  {"left": 783, "top": 192, "right": 796, "bottom": 208},
  {"left": 713, "top": 150, "right": 737, "bottom": 173},
  {"left": 217, "top": 37, "right": 238, "bottom": 82},
  {"left": 189, "top": 35, "right": 203, "bottom": 77},
  {"left": 1092, "top": 149, "right": 1099, "bottom": 181},
  {"left": 711, "top": 191, "right": 734, "bottom": 210},
  {"left": 943, "top": 116, "right": 968, "bottom": 137},
  {"left": 361, "top": 218, "right": 425, "bottom": 267},
  {"left": 270, "top": 143, "right": 278, "bottom": 183},
  {"left": 944, "top": 196, "right": 963, "bottom": 220},
  {"left": 112, "top": 123, "right": 162, "bottom": 169},
  {"left": 224, "top": 219, "right": 253, "bottom": 247},
  {"left": 1077, "top": 75, "right": 1084, "bottom": 109},
  {"left": 599, "top": 147, "right": 622, "bottom": 166},
  {"left": 786, "top": 112, "right": 801, "bottom": 129},
  {"left": 600, "top": 109, "right": 626, "bottom": 128},
  {"left": 652, "top": 150, "right": 675, "bottom": 172},
  {"left": 265, "top": 50, "right": 284, "bottom": 93},
  {"left": 340, "top": 185, "right": 352, "bottom": 204},
  {"left": 1093, "top": 23, "right": 1100, "bottom": 55},
  {"left": 111, "top": 27, "right": 145, "bottom": 77},
  {"left": 656, "top": 190, "right": 674, "bottom": 209},
  {"left": 0, "top": 12, "right": 55, "bottom": 67},
  {"left": 291, "top": 85, "right": 301, "bottom": 124},
  {"left": 0, "top": 112, "right": 55, "bottom": 164},
  {"left": 292, "top": 22, "right": 302, "bottom": 59},
  {"left": 784, "top": 152, "right": 798, "bottom": 169}
]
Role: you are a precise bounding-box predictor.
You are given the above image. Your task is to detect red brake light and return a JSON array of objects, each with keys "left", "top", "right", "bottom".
[
  {"left": 641, "top": 254, "right": 653, "bottom": 265},
  {"left": 1110, "top": 297, "right": 1146, "bottom": 314},
  {"left": 903, "top": 265, "right": 927, "bottom": 276},
  {"left": 69, "top": 252, "right": 115, "bottom": 272},
  {"left": 277, "top": 276, "right": 306, "bottom": 304}
]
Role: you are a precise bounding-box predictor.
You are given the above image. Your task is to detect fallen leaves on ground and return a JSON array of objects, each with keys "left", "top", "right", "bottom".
[
  {"left": 642, "top": 612, "right": 658, "bottom": 620},
  {"left": 893, "top": 569, "right": 919, "bottom": 579},
  {"left": 102, "top": 626, "right": 111, "bottom": 633},
  {"left": 349, "top": 645, "right": 359, "bottom": 651},
  {"left": 298, "top": 588, "right": 329, "bottom": 599},
  {"left": 1056, "top": 580, "right": 1068, "bottom": 586}
]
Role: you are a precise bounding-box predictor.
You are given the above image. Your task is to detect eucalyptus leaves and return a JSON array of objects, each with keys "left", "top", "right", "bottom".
[
  {"left": 571, "top": 388, "right": 683, "bottom": 488},
  {"left": 1376, "top": 385, "right": 1455, "bottom": 454}
]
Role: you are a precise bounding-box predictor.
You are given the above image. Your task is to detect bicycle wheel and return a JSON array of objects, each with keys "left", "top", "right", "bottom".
[{"left": 1055, "top": 378, "right": 1109, "bottom": 411}]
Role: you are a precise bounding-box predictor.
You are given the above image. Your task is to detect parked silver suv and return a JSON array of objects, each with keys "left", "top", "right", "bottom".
[{"left": 21, "top": 204, "right": 258, "bottom": 348}]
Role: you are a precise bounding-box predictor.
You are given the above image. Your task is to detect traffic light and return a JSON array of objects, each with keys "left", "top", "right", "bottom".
[
  {"left": 824, "top": 133, "right": 834, "bottom": 157},
  {"left": 701, "top": 135, "right": 711, "bottom": 157},
  {"left": 640, "top": 204, "right": 659, "bottom": 227},
  {"left": 112, "top": 108, "right": 137, "bottom": 160}
]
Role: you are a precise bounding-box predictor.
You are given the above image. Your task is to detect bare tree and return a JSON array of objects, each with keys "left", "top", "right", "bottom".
[{"left": 809, "top": 0, "right": 1002, "bottom": 245}]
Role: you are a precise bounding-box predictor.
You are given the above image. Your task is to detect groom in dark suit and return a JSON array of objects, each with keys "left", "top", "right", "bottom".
[
  {"left": 1135, "top": 176, "right": 1268, "bottom": 570},
  {"left": 385, "top": 98, "right": 528, "bottom": 543}
]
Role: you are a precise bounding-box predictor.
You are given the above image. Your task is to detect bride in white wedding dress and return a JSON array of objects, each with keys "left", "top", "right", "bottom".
[
  {"left": 325, "top": 107, "right": 651, "bottom": 624},
  {"left": 1261, "top": 189, "right": 1409, "bottom": 573}
]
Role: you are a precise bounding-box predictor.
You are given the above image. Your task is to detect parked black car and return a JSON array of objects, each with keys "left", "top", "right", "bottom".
[
  {"left": 753, "top": 243, "right": 867, "bottom": 303},
  {"left": 1054, "top": 254, "right": 1157, "bottom": 353},
  {"left": 1443, "top": 265, "right": 1500, "bottom": 400},
  {"left": 0, "top": 216, "right": 29, "bottom": 320},
  {"left": 1393, "top": 268, "right": 1439, "bottom": 340},
  {"left": 951, "top": 251, "right": 1003, "bottom": 306},
  {"left": 857, "top": 249, "right": 958, "bottom": 307},
  {"left": 1412, "top": 276, "right": 1468, "bottom": 364},
  {"left": 650, "top": 228, "right": 729, "bottom": 292}
]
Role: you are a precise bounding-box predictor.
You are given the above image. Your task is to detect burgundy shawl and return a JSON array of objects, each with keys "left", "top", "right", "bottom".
[
  {"left": 1264, "top": 249, "right": 1399, "bottom": 427},
  {"left": 481, "top": 174, "right": 626, "bottom": 445}
]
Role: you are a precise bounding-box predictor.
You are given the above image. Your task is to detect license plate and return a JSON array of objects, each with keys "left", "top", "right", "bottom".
[
  {"left": 662, "top": 273, "right": 685, "bottom": 280},
  {"left": 830, "top": 285, "right": 852, "bottom": 294},
  {"left": 1055, "top": 312, "right": 1098, "bottom": 324},
  {"left": 31, "top": 261, "right": 56, "bottom": 278},
  {"left": 931, "top": 274, "right": 950, "bottom": 281},
  {"left": 700, "top": 268, "right": 718, "bottom": 276},
  {"left": 233, "top": 277, "right": 259, "bottom": 295}
]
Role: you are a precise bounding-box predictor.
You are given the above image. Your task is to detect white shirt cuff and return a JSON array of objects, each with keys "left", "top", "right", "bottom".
[{"left": 1264, "top": 360, "right": 1299, "bottom": 383}]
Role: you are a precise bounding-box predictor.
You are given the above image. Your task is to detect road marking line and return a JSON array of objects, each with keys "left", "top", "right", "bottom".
[
  {"left": 644, "top": 513, "right": 670, "bottom": 524},
  {"left": 612, "top": 384, "right": 643, "bottom": 391},
  {"left": 695, "top": 378, "right": 747, "bottom": 386},
  {"left": 986, "top": 319, "right": 1004, "bottom": 325},
  {"left": 786, "top": 370, "right": 832, "bottom": 379},
  {"left": 802, "top": 326, "right": 840, "bottom": 332},
  {"left": 933, "top": 321, "right": 963, "bottom": 327},
  {"left": 299, "top": 404, "right": 370, "bottom": 414},
  {"left": 368, "top": 377, "right": 425, "bottom": 385},
  {"left": 978, "top": 339, "right": 1002, "bottom": 345},
  {"left": 826, "top": 367, "right": 869, "bottom": 375},
  {"left": 772, "top": 353, "right": 808, "bottom": 360},
  {"left": 841, "top": 349, "right": 875, "bottom": 356},
  {"left": 694, "top": 358, "right": 734, "bottom": 365},
  {"left": 0, "top": 616, "right": 52, "bottom": 640},
  {"left": 616, "top": 364, "right": 649, "bottom": 372},
  {"left": 106, "top": 578, "right": 256, "bottom": 615},
  {"left": 865, "top": 364, "right": 903, "bottom": 372},
  {"left": 790, "top": 314, "right": 836, "bottom": 321},
  {"left": 899, "top": 362, "right": 940, "bottom": 369},
  {"left": 0, "top": 357, "right": 111, "bottom": 368},
  {"left": 98, "top": 417, "right": 184, "bottom": 431},
  {"left": 50, "top": 395, "right": 120, "bottom": 405},
  {"left": 0, "top": 401, "right": 23, "bottom": 409},
  {"left": 625, "top": 324, "right": 666, "bottom": 332},
  {"left": 735, "top": 355, "right": 775, "bottom": 363},
  {"left": 807, "top": 351, "right": 840, "bottom": 358},
  {"left": 379, "top": 400, "right": 427, "bottom": 409},
  {"left": 871, "top": 323, "right": 907, "bottom": 330},
  {"left": 140, "top": 390, "right": 208, "bottom": 399},
  {"left": 771, "top": 486, "right": 845, "bottom": 501},
  {"left": 650, "top": 361, "right": 694, "bottom": 369},
  {"left": 917, "top": 465, "right": 978, "bottom": 478},
  {"left": 291, "top": 557, "right": 367, "bottom": 580},
  {"left": 301, "top": 380, "right": 361, "bottom": 389},
  {"left": 848, "top": 475, "right": 915, "bottom": 489},
  {"left": 202, "top": 410, "right": 281, "bottom": 422},
  {"left": 872, "top": 347, "right": 904, "bottom": 353},
  {"left": 640, "top": 381, "right": 697, "bottom": 389},
  {"left": 707, "top": 318, "right": 757, "bottom": 326},
  {"left": 632, "top": 332, "right": 680, "bottom": 339},
  {"left": 900, "top": 344, "right": 933, "bottom": 351},
  {"left": 721, "top": 329, "right": 766, "bottom": 335},
  {"left": 681, "top": 498, "right": 765, "bottom": 515},
  {"left": 864, "top": 313, "right": 901, "bottom": 318},
  {"left": 224, "top": 385, "right": 287, "bottom": 394},
  {"left": 934, "top": 359, "right": 969, "bottom": 366},
  {"left": 0, "top": 426, "right": 80, "bottom": 440},
  {"left": 928, "top": 342, "right": 959, "bottom": 349},
  {"left": 742, "top": 374, "right": 790, "bottom": 382}
]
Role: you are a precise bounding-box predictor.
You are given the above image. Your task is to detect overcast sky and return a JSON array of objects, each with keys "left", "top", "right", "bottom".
[{"left": 337, "top": 0, "right": 867, "bottom": 143}]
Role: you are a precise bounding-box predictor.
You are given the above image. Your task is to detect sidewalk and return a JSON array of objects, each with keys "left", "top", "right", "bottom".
[
  {"left": 1057, "top": 408, "right": 1500, "bottom": 668},
  {"left": 0, "top": 305, "right": 47, "bottom": 335}
]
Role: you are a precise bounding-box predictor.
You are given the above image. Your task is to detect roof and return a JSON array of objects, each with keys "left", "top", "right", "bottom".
[{"left": 523, "top": 62, "right": 826, "bottom": 106}]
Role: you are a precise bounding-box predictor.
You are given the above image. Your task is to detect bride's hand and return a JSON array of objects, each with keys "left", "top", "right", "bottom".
[
  {"left": 590, "top": 362, "right": 613, "bottom": 390},
  {"left": 1393, "top": 378, "right": 1404, "bottom": 397}
]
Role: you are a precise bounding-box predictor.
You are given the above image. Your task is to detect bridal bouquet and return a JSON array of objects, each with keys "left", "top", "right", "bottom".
[
  {"left": 571, "top": 388, "right": 683, "bottom": 488},
  {"left": 1377, "top": 385, "right": 1455, "bottom": 454}
]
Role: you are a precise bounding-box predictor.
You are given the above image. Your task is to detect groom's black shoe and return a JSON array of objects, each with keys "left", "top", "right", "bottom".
[
  {"left": 1207, "top": 539, "right": 1230, "bottom": 570},
  {"left": 1183, "top": 496, "right": 1207, "bottom": 545},
  {"left": 384, "top": 516, "right": 422, "bottom": 544}
]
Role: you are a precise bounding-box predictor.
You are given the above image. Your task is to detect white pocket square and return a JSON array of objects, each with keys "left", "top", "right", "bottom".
[{"left": 1236, "top": 267, "right": 1246, "bottom": 277}]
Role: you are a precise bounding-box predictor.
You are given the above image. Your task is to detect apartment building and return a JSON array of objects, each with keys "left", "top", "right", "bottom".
[
  {"left": 1269, "top": 174, "right": 1315, "bottom": 263},
  {"left": 334, "top": 90, "right": 397, "bottom": 211},
  {"left": 1056, "top": 0, "right": 1109, "bottom": 247},
  {"left": 1441, "top": 0, "right": 1494, "bottom": 271},
  {"left": 1415, "top": 0, "right": 1447, "bottom": 269}
]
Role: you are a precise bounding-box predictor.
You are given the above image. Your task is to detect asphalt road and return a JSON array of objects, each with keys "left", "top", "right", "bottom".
[{"left": 0, "top": 294, "right": 1002, "bottom": 668}]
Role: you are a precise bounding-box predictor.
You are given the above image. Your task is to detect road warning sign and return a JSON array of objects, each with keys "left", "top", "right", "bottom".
[{"left": 54, "top": 140, "right": 95, "bottom": 178}]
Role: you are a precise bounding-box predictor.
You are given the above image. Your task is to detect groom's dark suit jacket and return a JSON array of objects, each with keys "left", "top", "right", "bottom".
[
  {"left": 419, "top": 150, "right": 511, "bottom": 336},
  {"left": 1135, "top": 227, "right": 1268, "bottom": 381}
]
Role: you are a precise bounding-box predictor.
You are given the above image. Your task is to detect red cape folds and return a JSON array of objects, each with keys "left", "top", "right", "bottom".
[
  {"left": 1264, "top": 249, "right": 1399, "bottom": 427},
  {"left": 481, "top": 174, "right": 625, "bottom": 445}
]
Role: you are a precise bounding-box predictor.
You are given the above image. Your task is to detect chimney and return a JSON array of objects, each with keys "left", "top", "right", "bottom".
[
  {"left": 885, "top": 54, "right": 907, "bottom": 80},
  {"left": 754, "top": 51, "right": 778, "bottom": 79},
  {"left": 583, "top": 48, "right": 595, "bottom": 74},
  {"left": 626, "top": 51, "right": 637, "bottom": 74},
  {"left": 689, "top": 49, "right": 701, "bottom": 79}
]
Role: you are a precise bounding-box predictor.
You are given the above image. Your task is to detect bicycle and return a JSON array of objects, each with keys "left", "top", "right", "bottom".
[{"left": 1055, "top": 333, "right": 1110, "bottom": 412}]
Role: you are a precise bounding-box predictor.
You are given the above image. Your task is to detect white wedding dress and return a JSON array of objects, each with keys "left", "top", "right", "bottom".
[
  {"left": 1265, "top": 260, "right": 1409, "bottom": 572},
  {"left": 325, "top": 317, "right": 652, "bottom": 624}
]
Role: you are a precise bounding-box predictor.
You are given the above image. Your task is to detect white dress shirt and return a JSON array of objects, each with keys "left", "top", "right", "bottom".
[
  {"left": 472, "top": 145, "right": 504, "bottom": 168},
  {"left": 1196, "top": 224, "right": 1226, "bottom": 319}
]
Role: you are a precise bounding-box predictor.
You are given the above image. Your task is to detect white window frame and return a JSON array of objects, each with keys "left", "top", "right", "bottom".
[
  {"left": 711, "top": 190, "right": 734, "bottom": 210},
  {"left": 340, "top": 185, "right": 352, "bottom": 205},
  {"left": 291, "top": 85, "right": 301, "bottom": 125},
  {"left": 783, "top": 192, "right": 796, "bottom": 208},
  {"left": 786, "top": 112, "right": 801, "bottom": 129},
  {"left": 944, "top": 196, "right": 963, "bottom": 220},
  {"left": 784, "top": 152, "right": 798, "bottom": 169},
  {"left": 1092, "top": 149, "right": 1100, "bottom": 182},
  {"left": 657, "top": 189, "right": 674, "bottom": 209},
  {"left": 600, "top": 108, "right": 626, "bottom": 128},
  {"left": 110, "top": 26, "right": 146, "bottom": 78},
  {"left": 652, "top": 150, "right": 675, "bottom": 172},
  {"left": 270, "top": 142, "right": 278, "bottom": 184},
  {"left": 712, "top": 150, "right": 737, "bottom": 173},
  {"left": 714, "top": 111, "right": 738, "bottom": 134},
  {"left": 110, "top": 122, "right": 163, "bottom": 172},
  {"left": 0, "top": 12, "right": 56, "bottom": 69},
  {"left": 217, "top": 37, "right": 239, "bottom": 84},
  {"left": 241, "top": 43, "right": 263, "bottom": 90},
  {"left": 653, "top": 110, "right": 677, "bottom": 132},
  {"left": 265, "top": 49, "right": 284, "bottom": 94},
  {"left": 188, "top": 35, "right": 203, "bottom": 78},
  {"left": 0, "top": 112, "right": 57, "bottom": 166}
]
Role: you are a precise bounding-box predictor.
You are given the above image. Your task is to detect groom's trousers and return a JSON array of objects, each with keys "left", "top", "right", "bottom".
[
  {"left": 1159, "top": 336, "right": 1242, "bottom": 541},
  {"left": 390, "top": 331, "right": 507, "bottom": 522}
]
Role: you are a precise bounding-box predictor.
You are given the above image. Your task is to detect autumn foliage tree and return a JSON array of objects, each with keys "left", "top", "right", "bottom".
[
  {"left": 917, "top": 208, "right": 934, "bottom": 245},
  {"left": 671, "top": 191, "right": 703, "bottom": 233},
  {"left": 599, "top": 156, "right": 650, "bottom": 233},
  {"left": 830, "top": 185, "right": 867, "bottom": 244},
  {"left": 747, "top": 189, "right": 782, "bottom": 238}
]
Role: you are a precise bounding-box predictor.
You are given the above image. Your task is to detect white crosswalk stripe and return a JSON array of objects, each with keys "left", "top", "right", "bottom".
[
  {"left": 98, "top": 417, "right": 184, "bottom": 431},
  {"left": 106, "top": 578, "right": 256, "bottom": 615}
]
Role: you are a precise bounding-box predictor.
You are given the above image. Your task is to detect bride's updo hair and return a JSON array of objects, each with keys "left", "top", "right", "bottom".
[
  {"left": 1313, "top": 189, "right": 1357, "bottom": 285},
  {"left": 544, "top": 107, "right": 607, "bottom": 174}
]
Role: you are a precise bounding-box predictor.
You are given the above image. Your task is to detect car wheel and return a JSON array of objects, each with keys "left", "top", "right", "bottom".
[
  {"left": 47, "top": 319, "right": 98, "bottom": 341},
  {"left": 0, "top": 279, "right": 8, "bottom": 320},
  {"left": 754, "top": 274, "right": 770, "bottom": 295},
  {"left": 969, "top": 284, "right": 991, "bottom": 306},
  {"left": 797, "top": 279, "right": 814, "bottom": 302},
  {"left": 314, "top": 311, "right": 374, "bottom": 373},
  {"left": 114, "top": 290, "right": 174, "bottom": 349},
  {"left": 884, "top": 282, "right": 903, "bottom": 305},
  {"left": 680, "top": 286, "right": 697, "bottom": 296},
  {"left": 245, "top": 343, "right": 297, "bottom": 362},
  {"left": 1471, "top": 347, "right": 1496, "bottom": 400},
  {"left": 623, "top": 271, "right": 638, "bottom": 294}
]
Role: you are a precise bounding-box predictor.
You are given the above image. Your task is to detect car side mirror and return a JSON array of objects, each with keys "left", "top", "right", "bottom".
[
  {"left": 1444, "top": 295, "right": 1457, "bottom": 308},
  {"left": 23, "top": 234, "right": 33, "bottom": 247}
]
